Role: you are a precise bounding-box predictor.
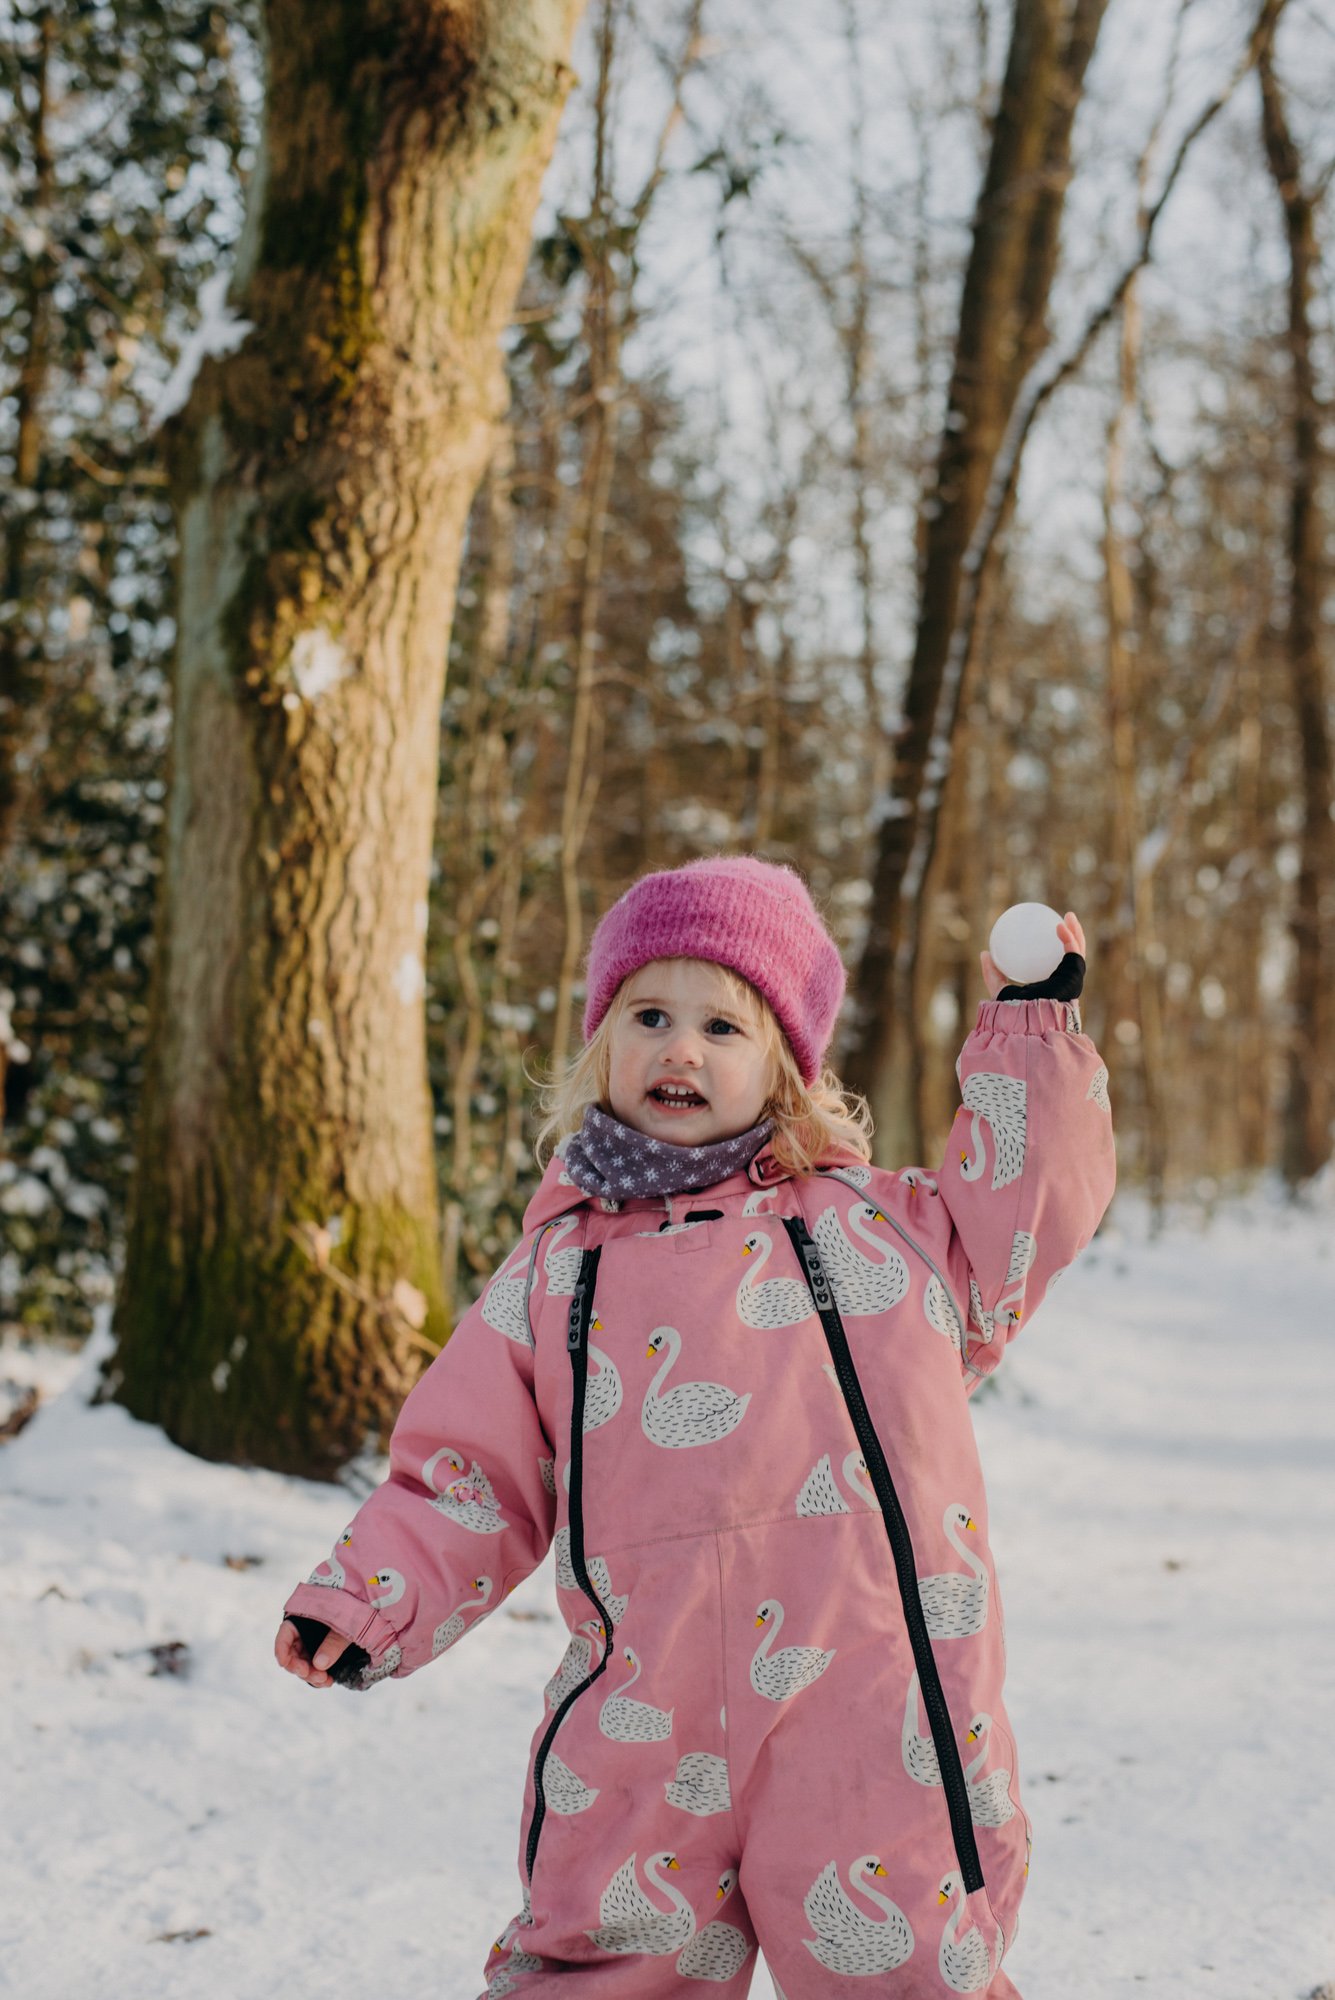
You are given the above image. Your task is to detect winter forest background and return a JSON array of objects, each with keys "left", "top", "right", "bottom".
[
  {"left": 0, "top": 0, "right": 1332, "bottom": 1475},
  {"left": 3, "top": 5, "right": 1335, "bottom": 1997}
]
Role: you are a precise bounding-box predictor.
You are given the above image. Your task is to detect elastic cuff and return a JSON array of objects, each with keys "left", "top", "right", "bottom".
[
  {"left": 974, "top": 996, "right": 1082, "bottom": 1035},
  {"left": 282, "top": 1582, "right": 403, "bottom": 1661}
]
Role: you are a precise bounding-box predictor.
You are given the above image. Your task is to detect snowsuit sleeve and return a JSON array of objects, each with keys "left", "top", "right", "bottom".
[
  {"left": 933, "top": 995, "right": 1116, "bottom": 1396},
  {"left": 282, "top": 1225, "right": 558, "bottom": 1689}
]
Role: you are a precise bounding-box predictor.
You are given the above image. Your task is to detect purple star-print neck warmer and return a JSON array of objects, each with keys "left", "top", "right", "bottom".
[{"left": 560, "top": 1102, "right": 775, "bottom": 1201}]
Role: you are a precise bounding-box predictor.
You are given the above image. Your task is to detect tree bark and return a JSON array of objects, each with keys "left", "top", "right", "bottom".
[
  {"left": 1100, "top": 275, "right": 1168, "bottom": 1226},
  {"left": 842, "top": 0, "right": 1108, "bottom": 1155},
  {"left": 0, "top": 5, "right": 56, "bottom": 990},
  {"left": 1258, "top": 11, "right": 1334, "bottom": 1187},
  {"left": 103, "top": 0, "right": 587, "bottom": 1476}
]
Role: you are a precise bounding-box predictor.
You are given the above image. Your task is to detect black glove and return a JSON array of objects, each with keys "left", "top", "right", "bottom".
[
  {"left": 996, "top": 950, "right": 1085, "bottom": 1002},
  {"left": 285, "top": 1613, "right": 372, "bottom": 1688}
]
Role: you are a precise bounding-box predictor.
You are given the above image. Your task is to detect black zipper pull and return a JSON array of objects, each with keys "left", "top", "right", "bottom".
[
  {"left": 794, "top": 1223, "right": 835, "bottom": 1313},
  {"left": 567, "top": 1282, "right": 587, "bottom": 1352}
]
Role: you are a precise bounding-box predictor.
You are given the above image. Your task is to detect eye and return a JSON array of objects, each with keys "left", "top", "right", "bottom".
[{"left": 633, "top": 1009, "right": 739, "bottom": 1034}]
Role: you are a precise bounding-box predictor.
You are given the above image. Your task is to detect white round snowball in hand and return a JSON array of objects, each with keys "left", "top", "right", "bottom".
[{"left": 988, "top": 903, "right": 1065, "bottom": 985}]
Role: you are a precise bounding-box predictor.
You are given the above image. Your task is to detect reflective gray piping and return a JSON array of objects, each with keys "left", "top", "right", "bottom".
[
  {"left": 815, "top": 1167, "right": 985, "bottom": 1376},
  {"left": 524, "top": 1204, "right": 586, "bottom": 1349}
]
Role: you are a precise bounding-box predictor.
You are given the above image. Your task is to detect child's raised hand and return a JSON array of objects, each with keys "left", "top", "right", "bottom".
[
  {"left": 979, "top": 909, "right": 1085, "bottom": 1000},
  {"left": 274, "top": 1616, "right": 352, "bottom": 1689}
]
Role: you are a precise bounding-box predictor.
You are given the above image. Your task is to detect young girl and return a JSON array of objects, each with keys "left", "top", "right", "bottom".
[{"left": 277, "top": 854, "right": 1115, "bottom": 1999}]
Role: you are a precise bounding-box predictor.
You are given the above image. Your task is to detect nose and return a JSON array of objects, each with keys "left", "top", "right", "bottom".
[{"left": 659, "top": 1027, "right": 705, "bottom": 1066}]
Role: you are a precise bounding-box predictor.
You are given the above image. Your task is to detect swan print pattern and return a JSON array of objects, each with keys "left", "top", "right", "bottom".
[
  {"left": 959, "top": 1073, "right": 1027, "bottom": 1192},
  {"left": 599, "top": 1646, "right": 675, "bottom": 1742},
  {"left": 281, "top": 994, "right": 1116, "bottom": 1999},
  {"left": 640, "top": 1326, "right": 751, "bottom": 1446},
  {"left": 431, "top": 1573, "right": 496, "bottom": 1657},
  {"left": 750, "top": 1600, "right": 835, "bottom": 1700},
  {"left": 587, "top": 1852, "right": 694, "bottom": 1953},
  {"left": 677, "top": 1869, "right": 751, "bottom": 1979},
  {"left": 803, "top": 1856, "right": 914, "bottom": 1974},
  {"left": 796, "top": 1449, "right": 878, "bottom": 1516},
  {"left": 812, "top": 1202, "right": 911, "bottom": 1316},
  {"left": 919, "top": 1505, "right": 990, "bottom": 1639},
  {"left": 422, "top": 1449, "right": 508, "bottom": 1534}
]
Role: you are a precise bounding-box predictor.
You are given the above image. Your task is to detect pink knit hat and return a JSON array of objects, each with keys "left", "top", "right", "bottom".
[{"left": 581, "top": 855, "right": 847, "bottom": 1085}]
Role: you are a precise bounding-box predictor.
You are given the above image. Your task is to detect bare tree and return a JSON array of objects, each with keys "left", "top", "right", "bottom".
[
  {"left": 1258, "top": 1, "right": 1334, "bottom": 1187},
  {"left": 842, "top": 0, "right": 1109, "bottom": 1157}
]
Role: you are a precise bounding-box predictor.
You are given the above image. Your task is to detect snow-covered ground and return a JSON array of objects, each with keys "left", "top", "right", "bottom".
[{"left": 2, "top": 1183, "right": 1333, "bottom": 2000}]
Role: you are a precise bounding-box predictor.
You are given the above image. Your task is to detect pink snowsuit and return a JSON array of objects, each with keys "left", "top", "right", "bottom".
[{"left": 284, "top": 996, "right": 1116, "bottom": 1997}]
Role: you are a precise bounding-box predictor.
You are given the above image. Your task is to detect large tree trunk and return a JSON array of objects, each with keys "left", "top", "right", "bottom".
[
  {"left": 841, "top": 0, "right": 1107, "bottom": 1156},
  {"left": 102, "top": 0, "right": 586, "bottom": 1476},
  {"left": 1258, "top": 14, "right": 1334, "bottom": 1188}
]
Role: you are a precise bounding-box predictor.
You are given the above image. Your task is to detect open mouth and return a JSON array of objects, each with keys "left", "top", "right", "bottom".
[{"left": 647, "top": 1085, "right": 708, "bottom": 1111}]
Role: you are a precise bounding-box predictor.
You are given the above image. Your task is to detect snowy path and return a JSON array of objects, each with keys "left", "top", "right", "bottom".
[{"left": 1, "top": 1186, "right": 1332, "bottom": 2000}]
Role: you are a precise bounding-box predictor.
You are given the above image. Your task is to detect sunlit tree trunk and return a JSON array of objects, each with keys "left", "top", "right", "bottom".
[
  {"left": 1100, "top": 276, "right": 1167, "bottom": 1226},
  {"left": 104, "top": 0, "right": 587, "bottom": 1476},
  {"left": 1259, "top": 13, "right": 1334, "bottom": 1187}
]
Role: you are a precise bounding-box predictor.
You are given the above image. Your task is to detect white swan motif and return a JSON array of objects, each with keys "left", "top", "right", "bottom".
[
  {"left": 967, "top": 1275, "right": 994, "bottom": 1344},
  {"left": 432, "top": 1572, "right": 495, "bottom": 1655},
  {"left": 995, "top": 1229, "right": 1037, "bottom": 1332},
  {"left": 796, "top": 1448, "right": 878, "bottom": 1517},
  {"left": 802, "top": 1855, "right": 914, "bottom": 1975},
  {"left": 586, "top": 1852, "right": 694, "bottom": 1954},
  {"left": 676, "top": 1869, "right": 751, "bottom": 1980},
  {"left": 421, "top": 1447, "right": 506, "bottom": 1534},
  {"left": 351, "top": 1568, "right": 406, "bottom": 1687},
  {"left": 481, "top": 1244, "right": 537, "bottom": 1344},
  {"left": 599, "top": 1645, "right": 674, "bottom": 1742},
  {"left": 918, "top": 1503, "right": 990, "bottom": 1638},
  {"left": 553, "top": 1531, "right": 628, "bottom": 1623},
  {"left": 750, "top": 1600, "right": 835, "bottom": 1700},
  {"left": 937, "top": 1870, "right": 1004, "bottom": 1992},
  {"left": 813, "top": 1203, "right": 910, "bottom": 1315},
  {"left": 544, "top": 1618, "right": 606, "bottom": 1707},
  {"left": 538, "top": 1455, "right": 556, "bottom": 1496},
  {"left": 901, "top": 1667, "right": 942, "bottom": 1787},
  {"left": 1087, "top": 1063, "right": 1111, "bottom": 1112},
  {"left": 543, "top": 1747, "right": 600, "bottom": 1816},
  {"left": 489, "top": 1885, "right": 534, "bottom": 1961},
  {"left": 642, "top": 1325, "right": 751, "bottom": 1447},
  {"left": 924, "top": 1276, "right": 966, "bottom": 1353},
  {"left": 964, "top": 1713, "right": 1016, "bottom": 1827},
  {"left": 576, "top": 1314, "right": 623, "bottom": 1433},
  {"left": 542, "top": 1213, "right": 583, "bottom": 1296},
  {"left": 743, "top": 1185, "right": 781, "bottom": 1214},
  {"left": 900, "top": 1168, "right": 938, "bottom": 1195},
  {"left": 366, "top": 1567, "right": 405, "bottom": 1609},
  {"left": 958, "top": 1072, "right": 1027, "bottom": 1191},
  {"left": 483, "top": 1959, "right": 542, "bottom": 1999},
  {"left": 665, "top": 1749, "right": 731, "bottom": 1816},
  {"left": 737, "top": 1231, "right": 814, "bottom": 1329},
  {"left": 306, "top": 1523, "right": 354, "bottom": 1589}
]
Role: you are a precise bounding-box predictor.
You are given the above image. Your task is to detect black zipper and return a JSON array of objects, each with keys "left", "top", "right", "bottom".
[
  {"left": 781, "top": 1214, "right": 985, "bottom": 1895},
  {"left": 524, "top": 1243, "right": 612, "bottom": 1885}
]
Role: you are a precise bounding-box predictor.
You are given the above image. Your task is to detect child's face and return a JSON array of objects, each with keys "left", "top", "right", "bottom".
[{"left": 606, "top": 958, "right": 776, "bottom": 1145}]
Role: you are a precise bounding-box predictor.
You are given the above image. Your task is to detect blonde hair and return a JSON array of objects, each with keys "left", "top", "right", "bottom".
[{"left": 525, "top": 957, "right": 874, "bottom": 1178}]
